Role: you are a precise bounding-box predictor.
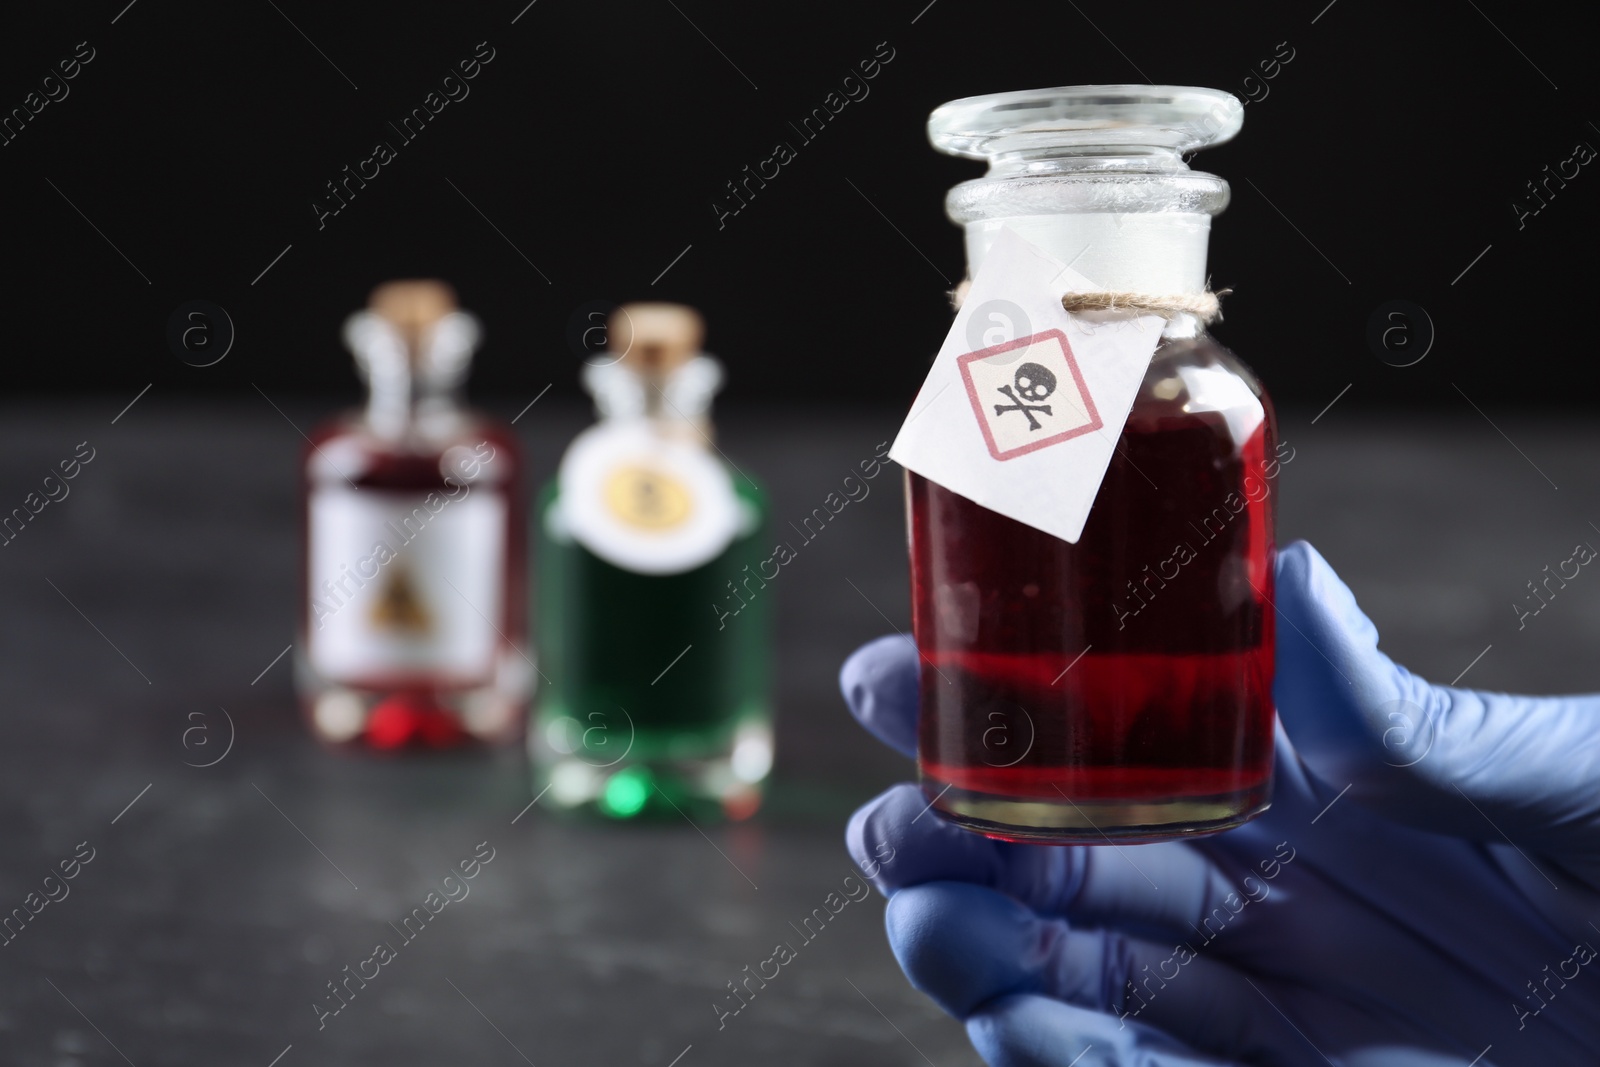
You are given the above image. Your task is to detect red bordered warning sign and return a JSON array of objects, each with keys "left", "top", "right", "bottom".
[{"left": 956, "top": 329, "right": 1103, "bottom": 461}]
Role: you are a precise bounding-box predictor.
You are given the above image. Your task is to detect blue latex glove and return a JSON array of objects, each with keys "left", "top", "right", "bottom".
[{"left": 842, "top": 540, "right": 1600, "bottom": 1066}]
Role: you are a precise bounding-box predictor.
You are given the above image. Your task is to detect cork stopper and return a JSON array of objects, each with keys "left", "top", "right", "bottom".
[
  {"left": 610, "top": 303, "right": 704, "bottom": 375},
  {"left": 369, "top": 280, "right": 458, "bottom": 358}
]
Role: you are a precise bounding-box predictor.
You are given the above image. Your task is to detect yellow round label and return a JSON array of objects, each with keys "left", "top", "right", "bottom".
[{"left": 602, "top": 465, "right": 694, "bottom": 531}]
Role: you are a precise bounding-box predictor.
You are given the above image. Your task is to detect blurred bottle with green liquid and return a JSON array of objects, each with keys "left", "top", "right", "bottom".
[{"left": 532, "top": 303, "right": 772, "bottom": 821}]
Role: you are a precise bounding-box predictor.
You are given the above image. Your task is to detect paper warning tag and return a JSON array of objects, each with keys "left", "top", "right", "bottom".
[{"left": 890, "top": 228, "right": 1166, "bottom": 544}]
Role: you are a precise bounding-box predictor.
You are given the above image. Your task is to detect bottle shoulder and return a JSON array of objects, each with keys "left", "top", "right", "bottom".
[
  {"left": 1127, "top": 332, "right": 1275, "bottom": 448},
  {"left": 305, "top": 409, "right": 520, "bottom": 490}
]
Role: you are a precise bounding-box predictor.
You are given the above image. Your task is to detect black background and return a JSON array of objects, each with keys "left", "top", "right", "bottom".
[{"left": 1, "top": 0, "right": 1594, "bottom": 412}]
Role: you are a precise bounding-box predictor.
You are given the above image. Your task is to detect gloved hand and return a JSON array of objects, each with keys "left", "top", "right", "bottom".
[{"left": 842, "top": 540, "right": 1600, "bottom": 1066}]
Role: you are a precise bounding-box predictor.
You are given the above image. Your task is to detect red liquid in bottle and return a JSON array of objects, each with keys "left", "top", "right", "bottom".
[
  {"left": 910, "top": 335, "right": 1277, "bottom": 842},
  {"left": 299, "top": 418, "right": 526, "bottom": 750}
]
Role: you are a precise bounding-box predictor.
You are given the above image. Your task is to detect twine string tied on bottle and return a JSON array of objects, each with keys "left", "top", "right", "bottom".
[
  {"left": 948, "top": 280, "right": 1231, "bottom": 325},
  {"left": 1058, "top": 288, "right": 1230, "bottom": 325}
]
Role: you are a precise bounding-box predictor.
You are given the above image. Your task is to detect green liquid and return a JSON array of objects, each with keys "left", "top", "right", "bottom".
[{"left": 533, "top": 475, "right": 772, "bottom": 818}]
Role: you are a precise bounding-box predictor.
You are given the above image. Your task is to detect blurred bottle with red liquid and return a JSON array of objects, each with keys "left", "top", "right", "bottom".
[{"left": 297, "top": 281, "right": 528, "bottom": 750}]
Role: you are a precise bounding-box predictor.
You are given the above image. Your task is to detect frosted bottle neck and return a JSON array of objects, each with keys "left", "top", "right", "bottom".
[
  {"left": 582, "top": 354, "right": 725, "bottom": 442},
  {"left": 366, "top": 363, "right": 464, "bottom": 440},
  {"left": 962, "top": 212, "right": 1213, "bottom": 294},
  {"left": 345, "top": 310, "right": 477, "bottom": 441},
  {"left": 945, "top": 159, "right": 1229, "bottom": 340}
]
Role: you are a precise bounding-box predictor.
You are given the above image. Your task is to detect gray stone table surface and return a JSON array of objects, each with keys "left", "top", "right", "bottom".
[{"left": 0, "top": 397, "right": 1595, "bottom": 1066}]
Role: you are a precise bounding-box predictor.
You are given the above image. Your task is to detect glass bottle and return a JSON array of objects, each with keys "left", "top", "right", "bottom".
[
  {"left": 911, "top": 86, "right": 1280, "bottom": 842},
  {"left": 532, "top": 304, "right": 772, "bottom": 820},
  {"left": 297, "top": 280, "right": 529, "bottom": 749}
]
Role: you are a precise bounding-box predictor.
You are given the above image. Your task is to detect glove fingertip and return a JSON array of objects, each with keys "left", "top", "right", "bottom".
[
  {"left": 1273, "top": 539, "right": 1378, "bottom": 651},
  {"left": 965, "top": 995, "right": 1112, "bottom": 1067},
  {"left": 845, "top": 783, "right": 920, "bottom": 895},
  {"left": 839, "top": 633, "right": 920, "bottom": 759},
  {"left": 968, "top": 995, "right": 1207, "bottom": 1067},
  {"left": 885, "top": 883, "right": 1039, "bottom": 1019}
]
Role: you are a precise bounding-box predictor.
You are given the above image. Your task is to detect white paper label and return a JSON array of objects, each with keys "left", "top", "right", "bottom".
[
  {"left": 307, "top": 487, "right": 506, "bottom": 682},
  {"left": 558, "top": 421, "right": 743, "bottom": 575},
  {"left": 889, "top": 228, "right": 1166, "bottom": 544}
]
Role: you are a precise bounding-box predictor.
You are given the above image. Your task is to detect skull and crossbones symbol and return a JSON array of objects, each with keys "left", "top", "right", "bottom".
[{"left": 993, "top": 362, "right": 1057, "bottom": 431}]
